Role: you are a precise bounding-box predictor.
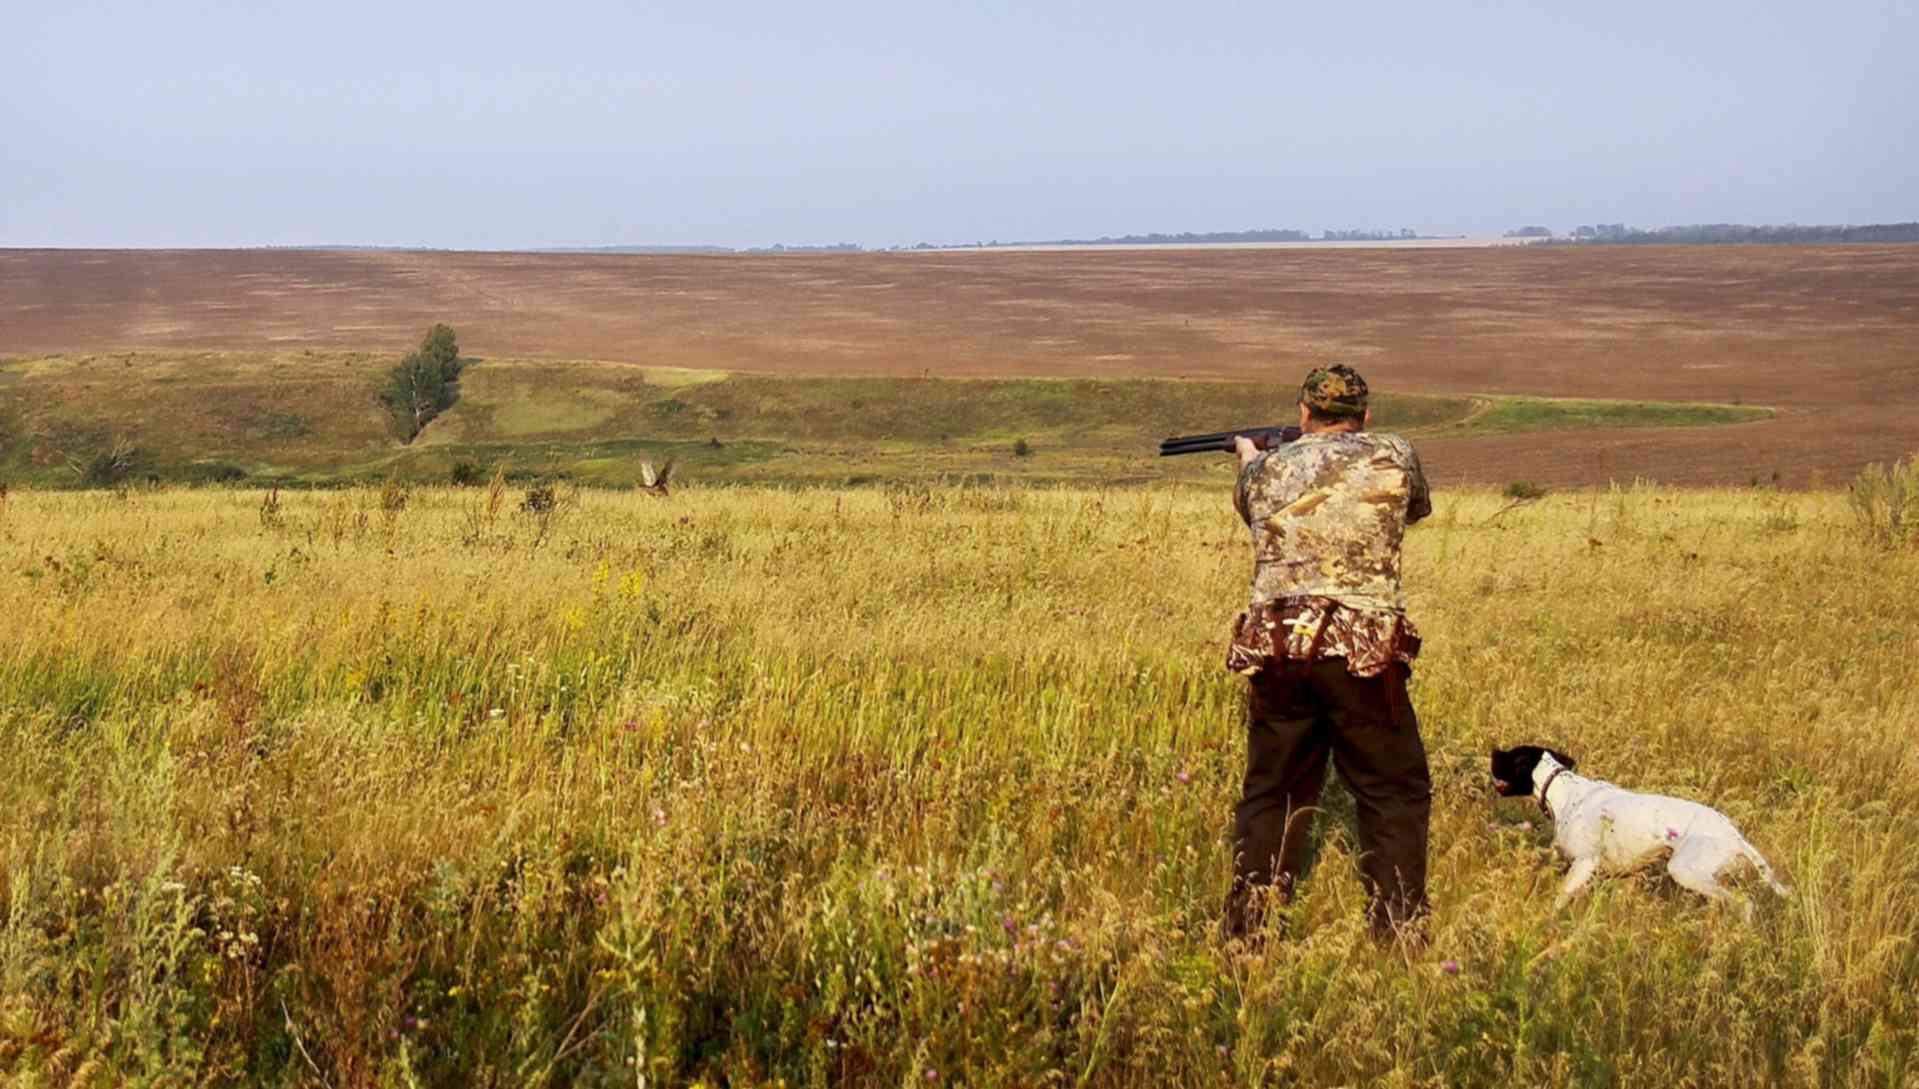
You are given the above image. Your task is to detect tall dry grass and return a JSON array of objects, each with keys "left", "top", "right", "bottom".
[{"left": 0, "top": 482, "right": 1914, "bottom": 1087}]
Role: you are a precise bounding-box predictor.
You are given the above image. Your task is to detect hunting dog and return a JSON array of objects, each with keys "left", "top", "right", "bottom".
[{"left": 1490, "top": 745, "right": 1790, "bottom": 915}]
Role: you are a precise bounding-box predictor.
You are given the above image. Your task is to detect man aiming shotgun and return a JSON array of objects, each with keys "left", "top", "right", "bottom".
[{"left": 1178, "top": 364, "right": 1435, "bottom": 943}]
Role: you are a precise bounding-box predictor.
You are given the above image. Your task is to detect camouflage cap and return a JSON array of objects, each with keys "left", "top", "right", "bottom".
[{"left": 1299, "top": 364, "right": 1369, "bottom": 417}]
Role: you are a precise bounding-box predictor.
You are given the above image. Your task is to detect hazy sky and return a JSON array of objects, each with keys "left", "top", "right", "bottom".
[{"left": 5, "top": 0, "right": 1915, "bottom": 248}]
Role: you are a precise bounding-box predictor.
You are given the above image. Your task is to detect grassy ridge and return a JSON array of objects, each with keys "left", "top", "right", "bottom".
[
  {"left": 0, "top": 483, "right": 1912, "bottom": 1086},
  {"left": 1447, "top": 396, "right": 1774, "bottom": 435},
  {"left": 0, "top": 351, "right": 1771, "bottom": 488}
]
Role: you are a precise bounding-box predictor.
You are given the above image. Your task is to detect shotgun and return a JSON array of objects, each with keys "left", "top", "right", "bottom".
[{"left": 1158, "top": 425, "right": 1302, "bottom": 457}]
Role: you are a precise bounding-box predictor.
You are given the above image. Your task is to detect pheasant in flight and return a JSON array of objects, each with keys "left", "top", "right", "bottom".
[{"left": 639, "top": 458, "right": 676, "bottom": 497}]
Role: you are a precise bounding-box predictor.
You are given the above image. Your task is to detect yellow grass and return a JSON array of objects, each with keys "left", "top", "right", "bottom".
[{"left": 0, "top": 482, "right": 1914, "bottom": 1086}]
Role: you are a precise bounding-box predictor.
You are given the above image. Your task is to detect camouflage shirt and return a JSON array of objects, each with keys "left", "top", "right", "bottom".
[{"left": 1229, "top": 431, "right": 1431, "bottom": 677}]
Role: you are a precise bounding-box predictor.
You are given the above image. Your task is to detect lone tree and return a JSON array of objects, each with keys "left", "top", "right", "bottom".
[{"left": 382, "top": 325, "right": 464, "bottom": 442}]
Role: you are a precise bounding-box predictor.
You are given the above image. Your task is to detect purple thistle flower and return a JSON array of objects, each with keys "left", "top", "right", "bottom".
[{"left": 1441, "top": 959, "right": 1460, "bottom": 975}]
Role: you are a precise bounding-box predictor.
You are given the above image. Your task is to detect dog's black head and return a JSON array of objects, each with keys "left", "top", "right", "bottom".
[{"left": 1490, "top": 745, "right": 1578, "bottom": 797}]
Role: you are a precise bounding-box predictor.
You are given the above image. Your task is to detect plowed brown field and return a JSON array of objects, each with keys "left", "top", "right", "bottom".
[{"left": 4, "top": 245, "right": 1916, "bottom": 485}]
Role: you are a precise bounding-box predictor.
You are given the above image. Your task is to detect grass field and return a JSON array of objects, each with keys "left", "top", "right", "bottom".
[
  {"left": 2, "top": 481, "right": 1914, "bottom": 1086},
  {"left": 0, "top": 350, "right": 1773, "bottom": 490}
]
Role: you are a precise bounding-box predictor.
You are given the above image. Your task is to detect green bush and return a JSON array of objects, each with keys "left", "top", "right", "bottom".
[
  {"left": 1503, "top": 481, "right": 1546, "bottom": 500},
  {"left": 1012, "top": 438, "right": 1033, "bottom": 458},
  {"left": 1849, "top": 454, "right": 1919, "bottom": 547}
]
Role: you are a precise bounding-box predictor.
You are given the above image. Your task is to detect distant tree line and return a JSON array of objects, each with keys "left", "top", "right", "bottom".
[
  {"left": 1521, "top": 222, "right": 1919, "bottom": 245},
  {"left": 381, "top": 324, "right": 464, "bottom": 443},
  {"left": 1318, "top": 228, "right": 1421, "bottom": 242},
  {"left": 902, "top": 227, "right": 1432, "bottom": 249},
  {"left": 976, "top": 228, "right": 1314, "bottom": 247},
  {"left": 744, "top": 242, "right": 864, "bottom": 254}
]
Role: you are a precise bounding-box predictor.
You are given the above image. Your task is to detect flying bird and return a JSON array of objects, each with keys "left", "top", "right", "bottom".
[{"left": 639, "top": 458, "right": 676, "bottom": 497}]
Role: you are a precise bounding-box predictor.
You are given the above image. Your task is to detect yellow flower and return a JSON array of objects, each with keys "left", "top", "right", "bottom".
[{"left": 618, "top": 569, "right": 648, "bottom": 600}]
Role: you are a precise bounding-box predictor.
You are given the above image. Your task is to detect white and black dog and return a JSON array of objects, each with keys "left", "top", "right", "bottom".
[{"left": 1490, "top": 745, "right": 1790, "bottom": 914}]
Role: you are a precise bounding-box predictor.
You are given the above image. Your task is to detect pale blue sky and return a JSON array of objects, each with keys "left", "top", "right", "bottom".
[{"left": 5, "top": 0, "right": 1915, "bottom": 248}]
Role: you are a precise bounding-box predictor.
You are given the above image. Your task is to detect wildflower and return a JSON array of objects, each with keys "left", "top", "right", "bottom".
[
  {"left": 1667, "top": 826, "right": 1681, "bottom": 840},
  {"left": 652, "top": 808, "right": 668, "bottom": 827},
  {"left": 1441, "top": 959, "right": 1461, "bottom": 975},
  {"left": 1002, "top": 915, "right": 1018, "bottom": 936},
  {"left": 1517, "top": 820, "right": 1533, "bottom": 832},
  {"left": 1177, "top": 769, "right": 1192, "bottom": 785},
  {"left": 489, "top": 708, "right": 505, "bottom": 719}
]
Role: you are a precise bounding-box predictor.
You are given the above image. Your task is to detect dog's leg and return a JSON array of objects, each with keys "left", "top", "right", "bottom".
[
  {"left": 1738, "top": 839, "right": 1792, "bottom": 897},
  {"left": 1554, "top": 857, "right": 1599, "bottom": 910},
  {"left": 1667, "top": 840, "right": 1750, "bottom": 919}
]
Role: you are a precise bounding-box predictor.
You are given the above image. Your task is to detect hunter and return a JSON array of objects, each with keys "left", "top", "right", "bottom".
[{"left": 1222, "top": 363, "right": 1434, "bottom": 943}]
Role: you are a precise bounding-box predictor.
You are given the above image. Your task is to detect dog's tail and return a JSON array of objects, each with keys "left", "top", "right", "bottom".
[{"left": 1740, "top": 840, "right": 1792, "bottom": 897}]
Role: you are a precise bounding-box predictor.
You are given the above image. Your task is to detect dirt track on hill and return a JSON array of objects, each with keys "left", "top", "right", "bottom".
[{"left": 4, "top": 245, "right": 1916, "bottom": 486}]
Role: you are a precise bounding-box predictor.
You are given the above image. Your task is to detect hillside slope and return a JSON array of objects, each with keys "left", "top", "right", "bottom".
[{"left": 0, "top": 351, "right": 1771, "bottom": 488}]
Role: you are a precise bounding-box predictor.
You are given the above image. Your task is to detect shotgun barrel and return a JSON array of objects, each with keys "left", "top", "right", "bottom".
[{"left": 1158, "top": 425, "right": 1302, "bottom": 457}]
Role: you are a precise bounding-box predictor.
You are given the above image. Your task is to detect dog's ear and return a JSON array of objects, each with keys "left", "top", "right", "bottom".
[{"left": 1548, "top": 748, "right": 1577, "bottom": 772}]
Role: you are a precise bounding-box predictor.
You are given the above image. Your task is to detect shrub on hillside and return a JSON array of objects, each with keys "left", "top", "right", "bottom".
[
  {"left": 1012, "top": 438, "right": 1033, "bottom": 458},
  {"left": 1503, "top": 481, "right": 1546, "bottom": 500},
  {"left": 381, "top": 325, "right": 464, "bottom": 443},
  {"left": 67, "top": 439, "right": 140, "bottom": 488},
  {"left": 184, "top": 461, "right": 248, "bottom": 485},
  {"left": 1849, "top": 454, "right": 1919, "bottom": 547}
]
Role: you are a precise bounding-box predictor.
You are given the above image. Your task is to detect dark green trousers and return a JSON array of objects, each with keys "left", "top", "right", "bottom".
[{"left": 1223, "top": 657, "right": 1431, "bottom": 940}]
